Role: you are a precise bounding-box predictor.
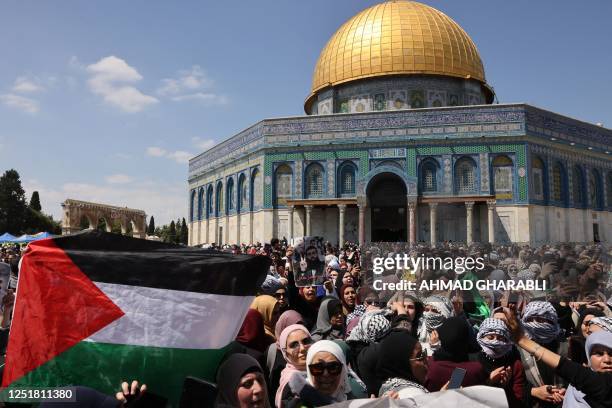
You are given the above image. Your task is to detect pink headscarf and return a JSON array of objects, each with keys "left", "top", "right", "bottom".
[
  {"left": 275, "top": 324, "right": 311, "bottom": 408},
  {"left": 275, "top": 310, "right": 304, "bottom": 349}
]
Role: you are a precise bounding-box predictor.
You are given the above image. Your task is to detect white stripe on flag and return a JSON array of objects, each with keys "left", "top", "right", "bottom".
[{"left": 87, "top": 282, "right": 253, "bottom": 349}]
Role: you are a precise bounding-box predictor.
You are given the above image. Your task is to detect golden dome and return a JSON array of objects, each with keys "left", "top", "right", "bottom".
[{"left": 306, "top": 0, "right": 488, "bottom": 110}]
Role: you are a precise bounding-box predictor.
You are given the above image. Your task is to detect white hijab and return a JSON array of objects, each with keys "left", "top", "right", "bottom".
[{"left": 305, "top": 340, "right": 351, "bottom": 402}]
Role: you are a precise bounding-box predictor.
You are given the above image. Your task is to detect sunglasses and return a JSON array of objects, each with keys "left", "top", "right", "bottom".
[
  {"left": 308, "top": 361, "right": 343, "bottom": 376},
  {"left": 409, "top": 350, "right": 428, "bottom": 361},
  {"left": 286, "top": 337, "right": 313, "bottom": 350},
  {"left": 273, "top": 292, "right": 286, "bottom": 299},
  {"left": 364, "top": 298, "right": 382, "bottom": 307}
]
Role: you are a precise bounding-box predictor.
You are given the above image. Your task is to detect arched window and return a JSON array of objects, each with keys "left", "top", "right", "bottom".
[
  {"left": 238, "top": 174, "right": 247, "bottom": 213},
  {"left": 589, "top": 169, "right": 603, "bottom": 210},
  {"left": 251, "top": 169, "right": 261, "bottom": 209},
  {"left": 226, "top": 178, "right": 234, "bottom": 212},
  {"left": 216, "top": 181, "right": 224, "bottom": 217},
  {"left": 552, "top": 162, "right": 567, "bottom": 203},
  {"left": 454, "top": 157, "right": 477, "bottom": 194},
  {"left": 493, "top": 155, "right": 513, "bottom": 199},
  {"left": 338, "top": 162, "right": 356, "bottom": 196},
  {"left": 275, "top": 164, "right": 293, "bottom": 206},
  {"left": 531, "top": 156, "right": 545, "bottom": 201},
  {"left": 206, "top": 185, "right": 213, "bottom": 218},
  {"left": 305, "top": 163, "right": 324, "bottom": 198},
  {"left": 572, "top": 165, "right": 585, "bottom": 207},
  {"left": 420, "top": 159, "right": 439, "bottom": 193},
  {"left": 189, "top": 190, "right": 196, "bottom": 222}
]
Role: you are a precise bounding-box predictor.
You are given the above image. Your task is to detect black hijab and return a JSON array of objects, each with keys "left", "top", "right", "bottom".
[
  {"left": 215, "top": 353, "right": 265, "bottom": 407},
  {"left": 433, "top": 317, "right": 470, "bottom": 362}
]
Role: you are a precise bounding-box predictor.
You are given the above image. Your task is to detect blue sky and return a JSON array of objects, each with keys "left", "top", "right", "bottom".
[{"left": 1, "top": 1, "right": 611, "bottom": 225}]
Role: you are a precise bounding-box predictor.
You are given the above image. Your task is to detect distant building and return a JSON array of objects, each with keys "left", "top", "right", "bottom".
[{"left": 188, "top": 1, "right": 611, "bottom": 246}]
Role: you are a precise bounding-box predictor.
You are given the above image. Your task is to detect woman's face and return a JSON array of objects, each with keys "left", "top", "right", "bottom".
[
  {"left": 285, "top": 329, "right": 312, "bottom": 368},
  {"left": 589, "top": 345, "right": 612, "bottom": 372},
  {"left": 581, "top": 314, "right": 596, "bottom": 337},
  {"left": 236, "top": 371, "right": 267, "bottom": 408},
  {"left": 274, "top": 289, "right": 287, "bottom": 309},
  {"left": 329, "top": 270, "right": 339, "bottom": 281},
  {"left": 423, "top": 305, "right": 440, "bottom": 314},
  {"left": 329, "top": 305, "right": 344, "bottom": 329},
  {"left": 484, "top": 333, "right": 505, "bottom": 342},
  {"left": 303, "top": 286, "right": 316, "bottom": 302},
  {"left": 342, "top": 274, "right": 353, "bottom": 285},
  {"left": 403, "top": 300, "right": 416, "bottom": 321},
  {"left": 409, "top": 342, "right": 428, "bottom": 384},
  {"left": 310, "top": 351, "right": 342, "bottom": 396},
  {"left": 343, "top": 287, "right": 356, "bottom": 307}
]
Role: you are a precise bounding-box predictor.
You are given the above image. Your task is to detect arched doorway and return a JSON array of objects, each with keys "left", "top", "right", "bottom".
[{"left": 367, "top": 172, "right": 407, "bottom": 242}]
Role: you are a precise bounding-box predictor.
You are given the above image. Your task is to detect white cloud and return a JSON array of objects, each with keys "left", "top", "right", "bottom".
[
  {"left": 86, "top": 56, "right": 158, "bottom": 113},
  {"left": 12, "top": 76, "right": 44, "bottom": 93},
  {"left": 23, "top": 179, "right": 186, "bottom": 226},
  {"left": 157, "top": 65, "right": 227, "bottom": 105},
  {"left": 146, "top": 146, "right": 193, "bottom": 164},
  {"left": 192, "top": 137, "right": 216, "bottom": 151},
  {"left": 0, "top": 93, "right": 39, "bottom": 114},
  {"left": 146, "top": 146, "right": 167, "bottom": 157},
  {"left": 105, "top": 174, "right": 133, "bottom": 184}
]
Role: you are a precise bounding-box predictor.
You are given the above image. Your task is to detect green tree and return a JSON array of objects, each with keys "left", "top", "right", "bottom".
[
  {"left": 147, "top": 216, "right": 155, "bottom": 235},
  {"left": 97, "top": 218, "right": 108, "bottom": 232},
  {"left": 180, "top": 217, "right": 188, "bottom": 245},
  {"left": 0, "top": 169, "right": 28, "bottom": 234},
  {"left": 25, "top": 209, "right": 61, "bottom": 235},
  {"left": 168, "top": 221, "right": 177, "bottom": 243},
  {"left": 29, "top": 191, "right": 42, "bottom": 212}
]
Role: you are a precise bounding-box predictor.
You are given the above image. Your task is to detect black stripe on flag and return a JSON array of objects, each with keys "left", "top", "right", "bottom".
[{"left": 51, "top": 230, "right": 270, "bottom": 296}]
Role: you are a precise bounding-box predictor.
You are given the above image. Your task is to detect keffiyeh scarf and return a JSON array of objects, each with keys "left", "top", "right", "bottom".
[
  {"left": 521, "top": 301, "right": 560, "bottom": 344},
  {"left": 590, "top": 316, "right": 612, "bottom": 333},
  {"left": 378, "top": 377, "right": 428, "bottom": 398},
  {"left": 346, "top": 310, "right": 391, "bottom": 343},
  {"left": 417, "top": 295, "right": 453, "bottom": 343},
  {"left": 477, "top": 318, "right": 512, "bottom": 359}
]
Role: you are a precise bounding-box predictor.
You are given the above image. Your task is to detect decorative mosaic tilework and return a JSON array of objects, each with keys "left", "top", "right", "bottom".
[
  {"left": 428, "top": 90, "right": 447, "bottom": 107},
  {"left": 442, "top": 155, "right": 452, "bottom": 193},
  {"left": 326, "top": 160, "right": 335, "bottom": 195},
  {"left": 388, "top": 90, "right": 407, "bottom": 110},
  {"left": 480, "top": 153, "right": 489, "bottom": 192},
  {"left": 407, "top": 148, "right": 417, "bottom": 177},
  {"left": 295, "top": 161, "right": 302, "bottom": 198}
]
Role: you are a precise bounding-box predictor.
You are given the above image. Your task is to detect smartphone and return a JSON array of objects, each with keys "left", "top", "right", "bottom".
[{"left": 448, "top": 367, "right": 466, "bottom": 389}]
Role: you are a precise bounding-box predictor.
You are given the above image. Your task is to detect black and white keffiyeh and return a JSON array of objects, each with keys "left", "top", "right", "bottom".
[
  {"left": 378, "top": 377, "right": 428, "bottom": 398},
  {"left": 417, "top": 295, "right": 453, "bottom": 342},
  {"left": 477, "top": 318, "right": 512, "bottom": 359},
  {"left": 521, "top": 301, "right": 560, "bottom": 344},
  {"left": 346, "top": 310, "right": 391, "bottom": 343},
  {"left": 590, "top": 316, "right": 612, "bottom": 333}
]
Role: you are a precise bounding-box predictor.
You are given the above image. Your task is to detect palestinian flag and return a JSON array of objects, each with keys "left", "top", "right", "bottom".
[{"left": 2, "top": 230, "right": 270, "bottom": 405}]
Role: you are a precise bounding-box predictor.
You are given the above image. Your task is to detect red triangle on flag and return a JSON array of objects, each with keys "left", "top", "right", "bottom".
[{"left": 2, "top": 238, "right": 125, "bottom": 386}]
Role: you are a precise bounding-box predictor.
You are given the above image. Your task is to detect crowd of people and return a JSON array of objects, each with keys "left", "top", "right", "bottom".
[{"left": 5, "top": 238, "right": 612, "bottom": 407}]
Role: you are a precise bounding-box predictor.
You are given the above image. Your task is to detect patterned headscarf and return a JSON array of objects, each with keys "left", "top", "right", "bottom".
[
  {"left": 516, "top": 269, "right": 537, "bottom": 282},
  {"left": 417, "top": 295, "right": 453, "bottom": 342},
  {"left": 346, "top": 310, "right": 391, "bottom": 343},
  {"left": 477, "top": 318, "right": 512, "bottom": 359},
  {"left": 521, "top": 301, "right": 560, "bottom": 344},
  {"left": 378, "top": 377, "right": 428, "bottom": 398},
  {"left": 261, "top": 274, "right": 284, "bottom": 295},
  {"left": 590, "top": 316, "right": 612, "bottom": 333}
]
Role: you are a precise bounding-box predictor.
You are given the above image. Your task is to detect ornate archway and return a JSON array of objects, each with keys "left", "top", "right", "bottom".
[{"left": 61, "top": 199, "right": 147, "bottom": 238}]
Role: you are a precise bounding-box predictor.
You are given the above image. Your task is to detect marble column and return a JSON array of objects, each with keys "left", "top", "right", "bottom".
[
  {"left": 358, "top": 204, "right": 366, "bottom": 247},
  {"left": 487, "top": 199, "right": 496, "bottom": 243},
  {"left": 236, "top": 214, "right": 241, "bottom": 245},
  {"left": 429, "top": 202, "right": 438, "bottom": 246},
  {"left": 408, "top": 201, "right": 417, "bottom": 245},
  {"left": 287, "top": 205, "right": 294, "bottom": 241},
  {"left": 465, "top": 201, "right": 475, "bottom": 245},
  {"left": 305, "top": 205, "right": 313, "bottom": 236},
  {"left": 337, "top": 204, "right": 346, "bottom": 247}
]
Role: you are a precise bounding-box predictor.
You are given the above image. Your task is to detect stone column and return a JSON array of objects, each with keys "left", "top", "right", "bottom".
[
  {"left": 337, "top": 204, "right": 346, "bottom": 247},
  {"left": 408, "top": 201, "right": 417, "bottom": 245},
  {"left": 305, "top": 205, "right": 313, "bottom": 236},
  {"left": 429, "top": 202, "right": 438, "bottom": 246},
  {"left": 287, "top": 205, "right": 294, "bottom": 241},
  {"left": 236, "top": 213, "right": 241, "bottom": 245},
  {"left": 487, "top": 199, "right": 496, "bottom": 243},
  {"left": 358, "top": 204, "right": 366, "bottom": 247},
  {"left": 465, "top": 201, "right": 475, "bottom": 245}
]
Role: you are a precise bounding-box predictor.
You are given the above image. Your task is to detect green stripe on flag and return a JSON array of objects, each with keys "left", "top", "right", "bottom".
[{"left": 8, "top": 341, "right": 230, "bottom": 406}]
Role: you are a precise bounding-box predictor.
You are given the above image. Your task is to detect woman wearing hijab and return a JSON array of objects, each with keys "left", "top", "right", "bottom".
[
  {"left": 215, "top": 353, "right": 271, "bottom": 408},
  {"left": 338, "top": 284, "right": 357, "bottom": 316},
  {"left": 311, "top": 298, "right": 345, "bottom": 341},
  {"left": 563, "top": 330, "right": 612, "bottom": 407},
  {"left": 276, "top": 324, "right": 313, "bottom": 407},
  {"left": 387, "top": 291, "right": 422, "bottom": 336},
  {"left": 504, "top": 309, "right": 612, "bottom": 408},
  {"left": 251, "top": 295, "right": 280, "bottom": 345},
  {"left": 373, "top": 330, "right": 430, "bottom": 398},
  {"left": 237, "top": 309, "right": 268, "bottom": 354},
  {"left": 569, "top": 307, "right": 605, "bottom": 366},
  {"left": 425, "top": 317, "right": 487, "bottom": 392},
  {"left": 519, "top": 301, "right": 567, "bottom": 406},
  {"left": 280, "top": 340, "right": 353, "bottom": 407},
  {"left": 416, "top": 295, "right": 454, "bottom": 352},
  {"left": 477, "top": 318, "right": 527, "bottom": 408}
]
